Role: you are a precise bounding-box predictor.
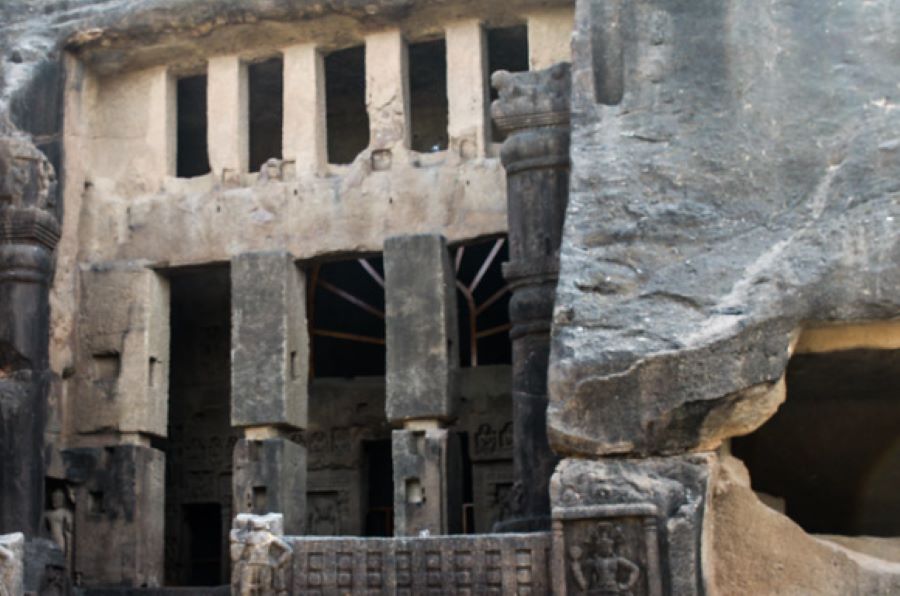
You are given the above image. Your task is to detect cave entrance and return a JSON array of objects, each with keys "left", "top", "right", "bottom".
[
  {"left": 164, "top": 265, "right": 237, "bottom": 586},
  {"left": 733, "top": 348, "right": 900, "bottom": 540}
]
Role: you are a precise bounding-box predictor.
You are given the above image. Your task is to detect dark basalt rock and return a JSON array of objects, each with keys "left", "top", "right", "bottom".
[{"left": 548, "top": 0, "right": 900, "bottom": 458}]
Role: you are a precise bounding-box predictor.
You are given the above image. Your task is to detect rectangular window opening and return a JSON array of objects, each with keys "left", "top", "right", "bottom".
[
  {"left": 409, "top": 38, "right": 448, "bottom": 153},
  {"left": 248, "top": 57, "right": 284, "bottom": 172},
  {"left": 325, "top": 46, "right": 369, "bottom": 164},
  {"left": 176, "top": 74, "right": 211, "bottom": 178},
  {"left": 487, "top": 25, "right": 529, "bottom": 143}
]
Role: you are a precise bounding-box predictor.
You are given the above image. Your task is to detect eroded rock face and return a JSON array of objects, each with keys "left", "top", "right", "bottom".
[
  {"left": 710, "top": 456, "right": 900, "bottom": 595},
  {"left": 549, "top": 0, "right": 900, "bottom": 457}
]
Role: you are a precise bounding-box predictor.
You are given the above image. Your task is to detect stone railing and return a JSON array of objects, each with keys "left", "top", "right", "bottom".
[{"left": 232, "top": 514, "right": 551, "bottom": 595}]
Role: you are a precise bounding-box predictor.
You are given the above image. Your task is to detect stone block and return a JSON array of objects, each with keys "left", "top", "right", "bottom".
[
  {"left": 288, "top": 532, "right": 551, "bottom": 593},
  {"left": 550, "top": 455, "right": 715, "bottom": 596},
  {"left": 63, "top": 445, "right": 164, "bottom": 588},
  {"left": 0, "top": 532, "right": 24, "bottom": 596},
  {"left": 384, "top": 234, "right": 459, "bottom": 423},
  {"left": 75, "top": 262, "right": 169, "bottom": 437},
  {"left": 233, "top": 438, "right": 307, "bottom": 536},
  {"left": 392, "top": 428, "right": 462, "bottom": 537},
  {"left": 231, "top": 251, "right": 308, "bottom": 430}
]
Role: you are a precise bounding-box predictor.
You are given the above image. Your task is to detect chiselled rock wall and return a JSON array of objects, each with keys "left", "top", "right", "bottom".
[{"left": 551, "top": 0, "right": 900, "bottom": 457}]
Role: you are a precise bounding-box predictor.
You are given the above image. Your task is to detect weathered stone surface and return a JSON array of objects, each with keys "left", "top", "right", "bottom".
[
  {"left": 75, "top": 262, "right": 169, "bottom": 436},
  {"left": 384, "top": 234, "right": 458, "bottom": 423},
  {"left": 288, "top": 531, "right": 551, "bottom": 594},
  {"left": 710, "top": 455, "right": 900, "bottom": 595},
  {"left": 233, "top": 438, "right": 307, "bottom": 536},
  {"left": 391, "top": 428, "right": 462, "bottom": 537},
  {"left": 551, "top": 455, "right": 714, "bottom": 595},
  {"left": 231, "top": 251, "right": 307, "bottom": 430},
  {"left": 549, "top": 0, "right": 900, "bottom": 458},
  {"left": 0, "top": 533, "right": 24, "bottom": 596},
  {"left": 491, "top": 63, "right": 571, "bottom": 532},
  {"left": 63, "top": 445, "right": 164, "bottom": 588},
  {"left": 23, "top": 538, "right": 67, "bottom": 596}
]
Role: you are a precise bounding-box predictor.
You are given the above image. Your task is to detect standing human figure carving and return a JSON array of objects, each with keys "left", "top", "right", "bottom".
[
  {"left": 44, "top": 488, "right": 74, "bottom": 573},
  {"left": 231, "top": 516, "right": 292, "bottom": 596}
]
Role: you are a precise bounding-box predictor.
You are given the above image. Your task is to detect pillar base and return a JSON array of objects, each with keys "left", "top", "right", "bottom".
[
  {"left": 63, "top": 445, "right": 165, "bottom": 588},
  {"left": 233, "top": 437, "right": 307, "bottom": 535},
  {"left": 550, "top": 455, "right": 715, "bottom": 596},
  {"left": 392, "top": 428, "right": 462, "bottom": 536}
]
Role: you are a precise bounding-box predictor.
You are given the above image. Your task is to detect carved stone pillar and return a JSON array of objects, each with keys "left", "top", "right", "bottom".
[
  {"left": 491, "top": 63, "right": 571, "bottom": 532},
  {"left": 0, "top": 125, "right": 60, "bottom": 538}
]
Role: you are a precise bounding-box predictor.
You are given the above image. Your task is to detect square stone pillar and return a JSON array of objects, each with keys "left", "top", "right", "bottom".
[
  {"left": 283, "top": 43, "right": 326, "bottom": 174},
  {"left": 63, "top": 445, "right": 165, "bottom": 588},
  {"left": 208, "top": 55, "right": 248, "bottom": 178},
  {"left": 366, "top": 29, "right": 410, "bottom": 149},
  {"left": 231, "top": 252, "right": 308, "bottom": 533},
  {"left": 446, "top": 19, "right": 489, "bottom": 158},
  {"left": 75, "top": 262, "right": 170, "bottom": 438},
  {"left": 233, "top": 437, "right": 307, "bottom": 535},
  {"left": 526, "top": 7, "right": 576, "bottom": 70},
  {"left": 384, "top": 234, "right": 460, "bottom": 536},
  {"left": 392, "top": 426, "right": 462, "bottom": 537},
  {"left": 231, "top": 251, "right": 308, "bottom": 430},
  {"left": 384, "top": 234, "right": 459, "bottom": 423}
]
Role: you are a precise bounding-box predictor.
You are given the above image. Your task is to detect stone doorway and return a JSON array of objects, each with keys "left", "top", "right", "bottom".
[{"left": 163, "top": 266, "right": 238, "bottom": 586}]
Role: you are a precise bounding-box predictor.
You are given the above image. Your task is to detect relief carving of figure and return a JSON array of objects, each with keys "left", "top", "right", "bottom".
[
  {"left": 231, "top": 515, "right": 292, "bottom": 596},
  {"left": 308, "top": 497, "right": 340, "bottom": 536},
  {"left": 570, "top": 523, "right": 640, "bottom": 596},
  {"left": 44, "top": 488, "right": 74, "bottom": 572},
  {"left": 475, "top": 424, "right": 498, "bottom": 455}
]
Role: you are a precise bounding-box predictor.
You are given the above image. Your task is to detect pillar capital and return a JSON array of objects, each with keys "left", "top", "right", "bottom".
[{"left": 491, "top": 62, "right": 571, "bottom": 126}]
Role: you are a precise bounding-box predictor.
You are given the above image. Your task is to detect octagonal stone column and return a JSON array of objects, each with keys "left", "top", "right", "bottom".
[{"left": 491, "top": 63, "right": 571, "bottom": 532}]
